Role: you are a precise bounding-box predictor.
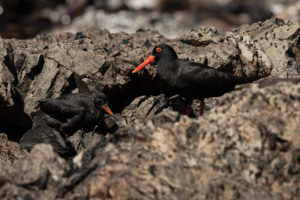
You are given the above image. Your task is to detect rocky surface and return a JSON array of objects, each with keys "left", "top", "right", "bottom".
[
  {"left": 0, "top": 134, "right": 27, "bottom": 172},
  {"left": 0, "top": 18, "right": 299, "bottom": 199},
  {"left": 1, "top": 78, "right": 299, "bottom": 200},
  {"left": 58, "top": 78, "right": 300, "bottom": 199}
]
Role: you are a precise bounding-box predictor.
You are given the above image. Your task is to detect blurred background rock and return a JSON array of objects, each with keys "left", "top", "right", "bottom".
[{"left": 0, "top": 0, "right": 299, "bottom": 39}]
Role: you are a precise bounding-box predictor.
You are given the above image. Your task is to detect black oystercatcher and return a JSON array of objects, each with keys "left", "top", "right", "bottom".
[
  {"left": 38, "top": 91, "right": 113, "bottom": 135},
  {"left": 132, "top": 44, "right": 254, "bottom": 115}
]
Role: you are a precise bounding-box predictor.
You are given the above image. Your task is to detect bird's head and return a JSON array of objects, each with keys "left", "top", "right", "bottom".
[
  {"left": 132, "top": 44, "right": 178, "bottom": 73},
  {"left": 92, "top": 92, "right": 113, "bottom": 116}
]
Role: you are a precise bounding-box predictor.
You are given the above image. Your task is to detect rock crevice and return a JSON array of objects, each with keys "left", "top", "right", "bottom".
[{"left": 0, "top": 18, "right": 299, "bottom": 199}]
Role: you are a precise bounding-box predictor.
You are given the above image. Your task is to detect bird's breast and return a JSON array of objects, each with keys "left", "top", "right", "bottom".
[{"left": 157, "top": 64, "right": 179, "bottom": 87}]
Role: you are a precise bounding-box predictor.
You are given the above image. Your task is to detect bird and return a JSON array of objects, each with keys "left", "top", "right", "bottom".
[
  {"left": 20, "top": 111, "right": 76, "bottom": 156},
  {"left": 38, "top": 91, "right": 113, "bottom": 135},
  {"left": 132, "top": 43, "right": 255, "bottom": 115}
]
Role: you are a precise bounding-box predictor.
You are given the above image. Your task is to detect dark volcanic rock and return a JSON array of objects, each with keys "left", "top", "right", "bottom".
[
  {"left": 0, "top": 18, "right": 299, "bottom": 199},
  {"left": 53, "top": 78, "right": 300, "bottom": 199},
  {"left": 0, "top": 19, "right": 299, "bottom": 120},
  {"left": 1, "top": 78, "right": 299, "bottom": 199},
  {"left": 1, "top": 18, "right": 298, "bottom": 137}
]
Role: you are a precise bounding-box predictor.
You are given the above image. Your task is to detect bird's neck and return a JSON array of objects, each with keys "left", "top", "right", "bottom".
[{"left": 157, "top": 57, "right": 179, "bottom": 86}]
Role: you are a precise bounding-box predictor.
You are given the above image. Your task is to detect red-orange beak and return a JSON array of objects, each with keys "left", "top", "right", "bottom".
[
  {"left": 132, "top": 55, "right": 155, "bottom": 73},
  {"left": 101, "top": 105, "right": 113, "bottom": 116}
]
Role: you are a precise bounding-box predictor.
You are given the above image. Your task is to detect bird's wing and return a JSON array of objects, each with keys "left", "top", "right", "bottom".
[
  {"left": 39, "top": 98, "right": 84, "bottom": 121},
  {"left": 179, "top": 63, "right": 235, "bottom": 88}
]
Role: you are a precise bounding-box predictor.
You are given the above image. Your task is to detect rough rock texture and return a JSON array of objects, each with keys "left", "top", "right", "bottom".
[
  {"left": 0, "top": 144, "right": 69, "bottom": 199},
  {"left": 0, "top": 134, "right": 27, "bottom": 172},
  {"left": 63, "top": 79, "right": 300, "bottom": 200},
  {"left": 0, "top": 19, "right": 299, "bottom": 135},
  {"left": 179, "top": 18, "right": 300, "bottom": 78},
  {"left": 0, "top": 18, "right": 299, "bottom": 199},
  {"left": 1, "top": 78, "right": 299, "bottom": 199},
  {"left": 120, "top": 94, "right": 188, "bottom": 125}
]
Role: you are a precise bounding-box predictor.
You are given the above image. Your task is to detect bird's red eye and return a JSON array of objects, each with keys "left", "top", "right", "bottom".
[{"left": 156, "top": 48, "right": 162, "bottom": 53}]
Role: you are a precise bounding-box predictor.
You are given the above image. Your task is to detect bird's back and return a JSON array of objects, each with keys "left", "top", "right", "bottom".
[
  {"left": 173, "top": 59, "right": 254, "bottom": 99},
  {"left": 38, "top": 93, "right": 91, "bottom": 121}
]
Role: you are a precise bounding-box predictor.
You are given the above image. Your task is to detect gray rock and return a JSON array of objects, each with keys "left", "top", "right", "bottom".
[
  {"left": 121, "top": 94, "right": 169, "bottom": 125},
  {"left": 120, "top": 94, "right": 190, "bottom": 125},
  {"left": 0, "top": 134, "right": 27, "bottom": 172},
  {"left": 60, "top": 78, "right": 300, "bottom": 200},
  {"left": 0, "top": 18, "right": 299, "bottom": 199},
  {"left": 2, "top": 144, "right": 69, "bottom": 199},
  {"left": 0, "top": 19, "right": 299, "bottom": 123},
  {"left": 179, "top": 26, "right": 222, "bottom": 46},
  {"left": 179, "top": 18, "right": 300, "bottom": 78},
  {"left": 68, "top": 130, "right": 104, "bottom": 152},
  {"left": 1, "top": 78, "right": 299, "bottom": 199}
]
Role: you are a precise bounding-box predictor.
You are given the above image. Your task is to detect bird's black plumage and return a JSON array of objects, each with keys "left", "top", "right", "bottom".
[
  {"left": 133, "top": 44, "right": 255, "bottom": 115},
  {"left": 38, "top": 92, "right": 113, "bottom": 135},
  {"left": 155, "top": 44, "right": 253, "bottom": 99}
]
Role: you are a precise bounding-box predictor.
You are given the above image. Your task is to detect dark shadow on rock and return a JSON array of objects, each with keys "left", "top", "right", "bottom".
[
  {"left": 20, "top": 111, "right": 76, "bottom": 158},
  {"left": 0, "top": 90, "right": 32, "bottom": 142},
  {"left": 102, "top": 65, "right": 204, "bottom": 116}
]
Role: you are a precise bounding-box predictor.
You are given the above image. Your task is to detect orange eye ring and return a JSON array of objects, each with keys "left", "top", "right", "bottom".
[{"left": 156, "top": 47, "right": 162, "bottom": 53}]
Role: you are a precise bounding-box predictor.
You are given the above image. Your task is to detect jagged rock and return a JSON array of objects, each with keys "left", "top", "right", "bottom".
[
  {"left": 68, "top": 130, "right": 105, "bottom": 152},
  {"left": 3, "top": 144, "right": 69, "bottom": 186},
  {"left": 0, "top": 43, "right": 32, "bottom": 139},
  {"left": 1, "top": 144, "right": 69, "bottom": 199},
  {"left": 0, "top": 78, "right": 299, "bottom": 199},
  {"left": 60, "top": 78, "right": 300, "bottom": 199},
  {"left": 0, "top": 134, "right": 27, "bottom": 172},
  {"left": 120, "top": 94, "right": 191, "bottom": 125},
  {"left": 0, "top": 19, "right": 299, "bottom": 135},
  {"left": 121, "top": 94, "right": 169, "bottom": 125},
  {"left": 179, "top": 26, "right": 222, "bottom": 46},
  {"left": 179, "top": 19, "right": 300, "bottom": 78},
  {"left": 0, "top": 18, "right": 299, "bottom": 199}
]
